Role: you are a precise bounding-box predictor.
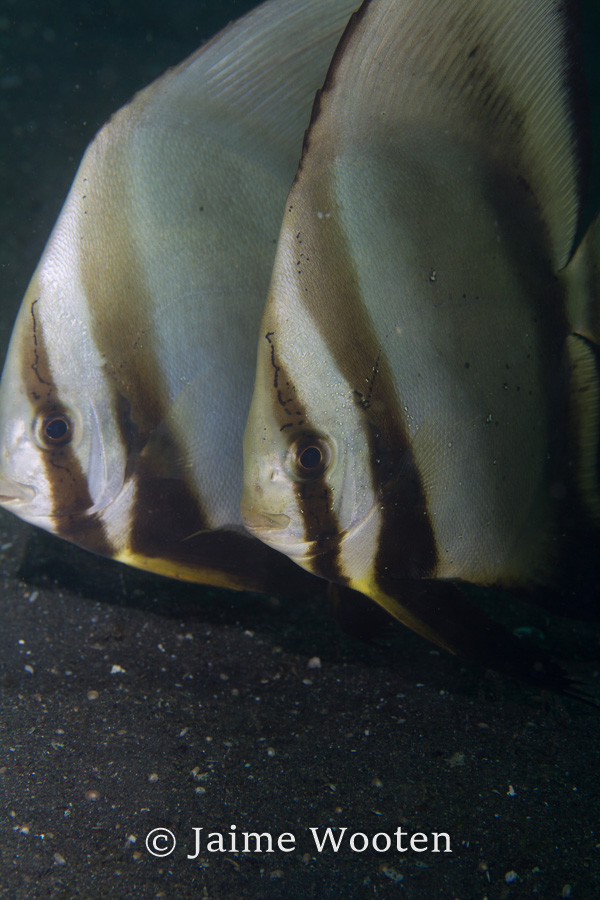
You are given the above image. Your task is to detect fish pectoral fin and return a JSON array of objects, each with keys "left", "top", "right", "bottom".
[
  {"left": 564, "top": 211, "right": 600, "bottom": 342},
  {"left": 365, "top": 578, "right": 586, "bottom": 700}
]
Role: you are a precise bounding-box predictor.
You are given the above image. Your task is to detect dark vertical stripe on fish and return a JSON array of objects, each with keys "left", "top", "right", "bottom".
[
  {"left": 262, "top": 330, "right": 346, "bottom": 582},
  {"left": 76, "top": 142, "right": 210, "bottom": 551},
  {"left": 20, "top": 296, "right": 113, "bottom": 556},
  {"left": 559, "top": 0, "right": 591, "bottom": 214},
  {"left": 127, "top": 424, "right": 211, "bottom": 565},
  {"left": 520, "top": 331, "right": 600, "bottom": 620},
  {"left": 569, "top": 331, "right": 600, "bottom": 512},
  {"left": 284, "top": 170, "right": 438, "bottom": 583},
  {"left": 77, "top": 152, "right": 169, "bottom": 443},
  {"left": 297, "top": 0, "right": 375, "bottom": 168}
]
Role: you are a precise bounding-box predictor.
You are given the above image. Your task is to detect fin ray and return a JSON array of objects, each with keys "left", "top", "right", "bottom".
[
  {"left": 308, "top": 0, "right": 588, "bottom": 269},
  {"left": 119, "top": 0, "right": 359, "bottom": 155}
]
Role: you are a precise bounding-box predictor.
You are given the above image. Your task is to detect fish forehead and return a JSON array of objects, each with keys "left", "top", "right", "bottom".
[
  {"left": 247, "top": 171, "right": 427, "bottom": 580},
  {"left": 15, "top": 136, "right": 251, "bottom": 538}
]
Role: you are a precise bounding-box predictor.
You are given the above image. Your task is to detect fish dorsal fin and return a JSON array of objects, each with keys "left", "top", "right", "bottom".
[
  {"left": 111, "top": 0, "right": 359, "bottom": 157},
  {"left": 304, "top": 0, "right": 588, "bottom": 271}
]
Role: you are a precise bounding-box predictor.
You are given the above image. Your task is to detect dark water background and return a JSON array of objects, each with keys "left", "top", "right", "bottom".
[
  {"left": 0, "top": 3, "right": 599, "bottom": 899},
  {"left": 0, "top": 0, "right": 261, "bottom": 357}
]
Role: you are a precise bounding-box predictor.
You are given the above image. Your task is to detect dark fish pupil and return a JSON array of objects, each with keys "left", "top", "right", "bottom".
[
  {"left": 299, "top": 445, "right": 322, "bottom": 470},
  {"left": 45, "top": 417, "right": 69, "bottom": 442}
]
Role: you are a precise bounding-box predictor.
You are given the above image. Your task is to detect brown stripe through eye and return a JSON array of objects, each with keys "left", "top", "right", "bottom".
[
  {"left": 282, "top": 173, "right": 438, "bottom": 585},
  {"left": 19, "top": 297, "right": 113, "bottom": 556}
]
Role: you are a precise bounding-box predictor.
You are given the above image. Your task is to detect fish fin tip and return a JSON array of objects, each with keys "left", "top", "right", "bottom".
[
  {"left": 360, "top": 578, "right": 592, "bottom": 701},
  {"left": 328, "top": 581, "right": 392, "bottom": 642}
]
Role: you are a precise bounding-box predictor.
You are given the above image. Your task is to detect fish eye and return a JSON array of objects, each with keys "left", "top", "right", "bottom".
[
  {"left": 34, "top": 411, "right": 75, "bottom": 449},
  {"left": 299, "top": 445, "right": 322, "bottom": 470},
  {"left": 289, "top": 435, "right": 332, "bottom": 481}
]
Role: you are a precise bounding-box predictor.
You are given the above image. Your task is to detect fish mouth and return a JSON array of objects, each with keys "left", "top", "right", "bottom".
[
  {"left": 0, "top": 479, "right": 36, "bottom": 505},
  {"left": 260, "top": 496, "right": 382, "bottom": 569},
  {"left": 243, "top": 494, "right": 381, "bottom": 569},
  {"left": 241, "top": 509, "right": 291, "bottom": 532},
  {"left": 242, "top": 507, "right": 342, "bottom": 567},
  {"left": 241, "top": 506, "right": 312, "bottom": 562}
]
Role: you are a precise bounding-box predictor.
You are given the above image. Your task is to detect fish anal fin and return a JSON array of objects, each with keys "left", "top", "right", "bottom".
[
  {"left": 361, "top": 577, "right": 582, "bottom": 699},
  {"left": 116, "top": 528, "right": 327, "bottom": 597},
  {"left": 328, "top": 581, "right": 391, "bottom": 641}
]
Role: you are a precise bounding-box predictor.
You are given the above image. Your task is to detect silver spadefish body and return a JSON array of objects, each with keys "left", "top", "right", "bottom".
[
  {"left": 242, "top": 0, "right": 600, "bottom": 640},
  {"left": 0, "top": 0, "right": 359, "bottom": 590}
]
